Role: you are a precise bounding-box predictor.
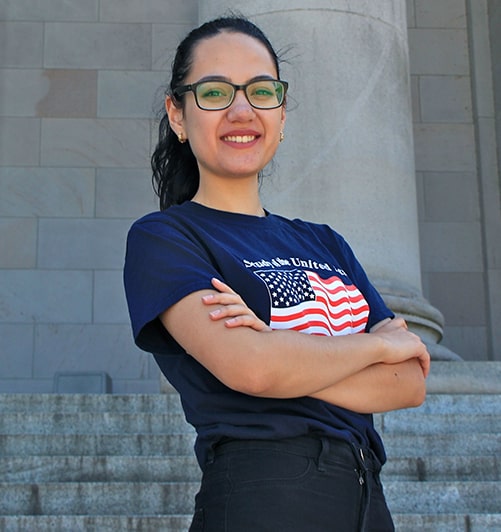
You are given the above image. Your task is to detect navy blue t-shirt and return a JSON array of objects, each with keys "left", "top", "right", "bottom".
[{"left": 124, "top": 201, "right": 394, "bottom": 467}]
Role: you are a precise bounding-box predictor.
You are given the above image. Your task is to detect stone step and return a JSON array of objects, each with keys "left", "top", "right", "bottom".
[
  {"left": 0, "top": 482, "right": 199, "bottom": 516},
  {"left": 384, "top": 481, "right": 501, "bottom": 514},
  {"left": 2, "top": 454, "right": 498, "bottom": 483},
  {"left": 392, "top": 513, "right": 501, "bottom": 532},
  {"left": 0, "top": 431, "right": 497, "bottom": 458},
  {"left": 375, "top": 413, "right": 501, "bottom": 434},
  {"left": 0, "top": 515, "right": 192, "bottom": 532},
  {"left": 414, "top": 393, "right": 501, "bottom": 413},
  {"left": 382, "top": 455, "right": 501, "bottom": 481},
  {"left": 383, "top": 433, "right": 501, "bottom": 457},
  {"left": 0, "top": 456, "right": 201, "bottom": 483},
  {"left": 2, "top": 410, "right": 499, "bottom": 436},
  {"left": 1, "top": 392, "right": 498, "bottom": 414},
  {"left": 0, "top": 394, "right": 184, "bottom": 414},
  {"left": 0, "top": 433, "right": 196, "bottom": 457},
  {"left": 1, "top": 480, "right": 498, "bottom": 517},
  {"left": 0, "top": 514, "right": 500, "bottom": 532},
  {"left": 0, "top": 413, "right": 193, "bottom": 435}
]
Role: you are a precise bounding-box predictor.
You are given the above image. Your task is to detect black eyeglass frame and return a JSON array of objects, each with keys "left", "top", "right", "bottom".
[{"left": 172, "top": 77, "right": 289, "bottom": 111}]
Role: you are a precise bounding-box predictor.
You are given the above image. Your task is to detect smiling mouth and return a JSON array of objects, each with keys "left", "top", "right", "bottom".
[{"left": 222, "top": 135, "right": 257, "bottom": 143}]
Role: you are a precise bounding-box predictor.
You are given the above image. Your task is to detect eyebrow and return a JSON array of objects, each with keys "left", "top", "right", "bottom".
[{"left": 194, "top": 74, "right": 277, "bottom": 84}]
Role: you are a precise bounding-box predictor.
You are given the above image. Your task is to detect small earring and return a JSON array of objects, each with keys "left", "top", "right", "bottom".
[
  {"left": 279, "top": 131, "right": 284, "bottom": 143},
  {"left": 178, "top": 132, "right": 186, "bottom": 144}
]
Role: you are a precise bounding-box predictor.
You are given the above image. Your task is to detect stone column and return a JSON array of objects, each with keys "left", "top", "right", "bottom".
[{"left": 199, "top": 0, "right": 459, "bottom": 359}]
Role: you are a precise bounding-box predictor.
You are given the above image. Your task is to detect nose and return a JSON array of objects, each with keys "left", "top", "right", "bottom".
[{"left": 227, "top": 89, "right": 255, "bottom": 120}]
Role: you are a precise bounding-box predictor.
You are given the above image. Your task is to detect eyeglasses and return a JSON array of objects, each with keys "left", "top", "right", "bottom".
[{"left": 173, "top": 78, "right": 288, "bottom": 111}]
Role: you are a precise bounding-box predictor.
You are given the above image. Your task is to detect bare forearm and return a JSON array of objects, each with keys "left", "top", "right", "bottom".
[
  {"left": 162, "top": 289, "right": 430, "bottom": 400},
  {"left": 310, "top": 358, "right": 426, "bottom": 413}
]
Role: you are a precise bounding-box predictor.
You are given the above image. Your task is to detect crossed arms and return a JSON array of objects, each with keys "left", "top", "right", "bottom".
[{"left": 160, "top": 278, "right": 430, "bottom": 414}]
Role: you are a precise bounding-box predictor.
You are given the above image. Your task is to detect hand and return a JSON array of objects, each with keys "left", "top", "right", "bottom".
[
  {"left": 201, "top": 278, "right": 272, "bottom": 332},
  {"left": 371, "top": 317, "right": 431, "bottom": 378}
]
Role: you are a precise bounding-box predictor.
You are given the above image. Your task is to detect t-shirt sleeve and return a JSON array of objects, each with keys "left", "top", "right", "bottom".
[{"left": 123, "top": 217, "right": 220, "bottom": 353}]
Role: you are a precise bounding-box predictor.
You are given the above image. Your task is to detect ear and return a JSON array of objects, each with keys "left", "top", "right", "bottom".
[
  {"left": 280, "top": 105, "right": 286, "bottom": 130},
  {"left": 165, "top": 95, "right": 185, "bottom": 137}
]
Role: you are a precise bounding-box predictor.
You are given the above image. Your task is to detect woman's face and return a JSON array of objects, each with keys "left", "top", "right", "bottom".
[{"left": 167, "top": 31, "right": 286, "bottom": 184}]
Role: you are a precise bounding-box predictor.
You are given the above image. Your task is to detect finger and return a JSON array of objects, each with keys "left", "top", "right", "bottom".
[
  {"left": 211, "top": 277, "right": 236, "bottom": 295},
  {"left": 208, "top": 303, "right": 252, "bottom": 320},
  {"left": 225, "top": 315, "right": 272, "bottom": 332},
  {"left": 202, "top": 292, "right": 244, "bottom": 306}
]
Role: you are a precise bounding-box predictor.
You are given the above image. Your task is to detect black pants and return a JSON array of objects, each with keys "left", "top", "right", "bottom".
[{"left": 189, "top": 435, "right": 395, "bottom": 532}]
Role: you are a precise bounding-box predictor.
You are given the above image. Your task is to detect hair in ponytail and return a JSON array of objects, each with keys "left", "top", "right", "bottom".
[{"left": 151, "top": 15, "right": 282, "bottom": 210}]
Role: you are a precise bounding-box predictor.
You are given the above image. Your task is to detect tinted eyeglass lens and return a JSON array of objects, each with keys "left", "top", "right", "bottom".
[
  {"left": 195, "top": 81, "right": 233, "bottom": 109},
  {"left": 195, "top": 80, "right": 285, "bottom": 110},
  {"left": 246, "top": 80, "right": 285, "bottom": 109}
]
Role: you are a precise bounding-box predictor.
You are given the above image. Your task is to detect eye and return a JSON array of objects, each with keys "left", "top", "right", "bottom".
[
  {"left": 249, "top": 82, "right": 275, "bottom": 100},
  {"left": 198, "top": 82, "right": 231, "bottom": 101}
]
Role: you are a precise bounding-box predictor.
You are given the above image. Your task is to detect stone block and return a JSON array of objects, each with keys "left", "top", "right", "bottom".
[
  {"left": 420, "top": 222, "right": 483, "bottom": 272},
  {"left": 98, "top": 71, "right": 165, "bottom": 118},
  {"left": 0, "top": 69, "right": 49, "bottom": 118},
  {"left": 36, "top": 70, "right": 98, "bottom": 118},
  {"left": 440, "top": 326, "right": 489, "bottom": 361},
  {"left": 0, "top": 118, "right": 40, "bottom": 166},
  {"left": 44, "top": 23, "right": 151, "bottom": 70},
  {"left": 53, "top": 372, "right": 112, "bottom": 393},
  {"left": 152, "top": 24, "right": 194, "bottom": 71},
  {"left": 0, "top": 68, "right": 97, "bottom": 119},
  {"left": 0, "top": 218, "right": 37, "bottom": 268},
  {"left": 415, "top": 0, "right": 466, "bottom": 28},
  {"left": 413, "top": 123, "right": 476, "bottom": 172},
  {"left": 406, "top": 0, "right": 416, "bottom": 28},
  {"left": 41, "top": 118, "right": 150, "bottom": 167},
  {"left": 0, "top": 0, "right": 98, "bottom": 21},
  {"left": 0, "top": 270, "right": 92, "bottom": 323},
  {"left": 0, "top": 324, "right": 34, "bottom": 378},
  {"left": 38, "top": 218, "right": 132, "bottom": 269},
  {"left": 408, "top": 28, "right": 469, "bottom": 75},
  {"left": 0, "top": 379, "right": 52, "bottom": 394},
  {"left": 0, "top": 22, "right": 43, "bottom": 68},
  {"left": 421, "top": 172, "right": 480, "bottom": 222},
  {"left": 487, "top": 268, "right": 501, "bottom": 357},
  {"left": 410, "top": 75, "right": 420, "bottom": 121},
  {"left": 112, "top": 378, "right": 160, "bottom": 394},
  {"left": 427, "top": 272, "right": 486, "bottom": 325},
  {"left": 95, "top": 168, "right": 157, "bottom": 218},
  {"left": 420, "top": 75, "right": 472, "bottom": 122},
  {"left": 93, "top": 270, "right": 130, "bottom": 324},
  {"left": 34, "top": 324, "right": 150, "bottom": 379},
  {"left": 0, "top": 167, "right": 95, "bottom": 217},
  {"left": 100, "top": 0, "right": 197, "bottom": 23}
]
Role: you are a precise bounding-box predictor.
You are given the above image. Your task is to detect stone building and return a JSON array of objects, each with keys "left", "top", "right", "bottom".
[{"left": 0, "top": 0, "right": 499, "bottom": 393}]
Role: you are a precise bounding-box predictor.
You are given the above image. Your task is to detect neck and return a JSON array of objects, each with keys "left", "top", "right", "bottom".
[{"left": 192, "top": 176, "right": 265, "bottom": 217}]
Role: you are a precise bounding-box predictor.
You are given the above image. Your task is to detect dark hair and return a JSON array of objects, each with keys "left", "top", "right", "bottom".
[{"left": 151, "top": 16, "right": 282, "bottom": 210}]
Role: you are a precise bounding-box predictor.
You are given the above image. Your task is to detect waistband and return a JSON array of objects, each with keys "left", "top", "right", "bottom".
[{"left": 210, "top": 434, "right": 382, "bottom": 474}]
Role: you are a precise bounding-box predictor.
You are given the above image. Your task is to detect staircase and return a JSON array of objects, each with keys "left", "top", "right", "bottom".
[
  {"left": 0, "top": 394, "right": 199, "bottom": 531},
  {"left": 0, "top": 362, "right": 500, "bottom": 531}
]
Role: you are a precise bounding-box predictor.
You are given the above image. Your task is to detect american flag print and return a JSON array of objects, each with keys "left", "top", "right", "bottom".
[{"left": 255, "top": 269, "right": 370, "bottom": 336}]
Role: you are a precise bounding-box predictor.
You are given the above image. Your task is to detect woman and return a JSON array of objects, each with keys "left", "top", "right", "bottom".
[{"left": 124, "top": 15, "right": 430, "bottom": 532}]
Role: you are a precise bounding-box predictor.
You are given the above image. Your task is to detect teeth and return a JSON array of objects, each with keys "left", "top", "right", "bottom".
[{"left": 224, "top": 135, "right": 256, "bottom": 143}]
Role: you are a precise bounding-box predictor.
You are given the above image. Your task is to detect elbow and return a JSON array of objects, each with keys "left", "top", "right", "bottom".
[
  {"left": 406, "top": 378, "right": 427, "bottom": 408},
  {"left": 233, "top": 370, "right": 278, "bottom": 397}
]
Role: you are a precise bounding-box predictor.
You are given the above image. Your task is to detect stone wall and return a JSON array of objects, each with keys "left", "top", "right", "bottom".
[
  {"left": 408, "top": 0, "right": 500, "bottom": 360},
  {"left": 0, "top": 0, "right": 499, "bottom": 393},
  {"left": 0, "top": 0, "right": 197, "bottom": 392}
]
